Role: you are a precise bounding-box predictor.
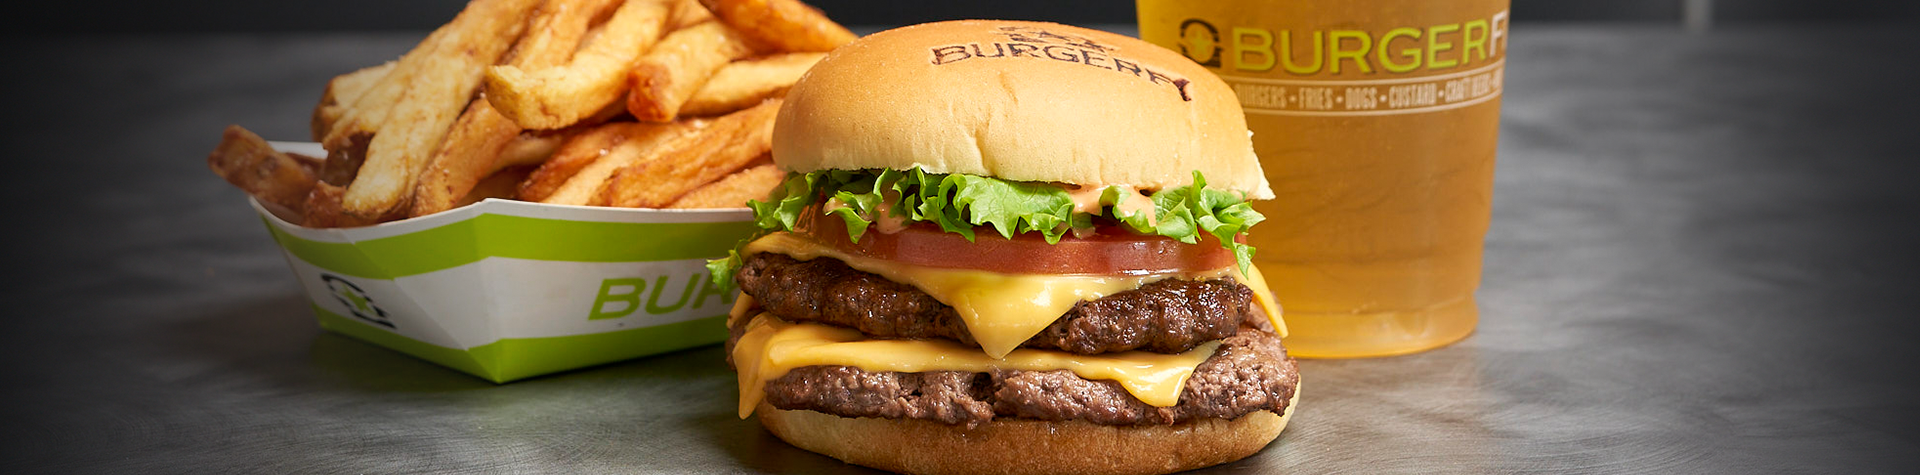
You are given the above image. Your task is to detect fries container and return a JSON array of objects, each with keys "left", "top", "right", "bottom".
[{"left": 252, "top": 195, "right": 757, "bottom": 383}]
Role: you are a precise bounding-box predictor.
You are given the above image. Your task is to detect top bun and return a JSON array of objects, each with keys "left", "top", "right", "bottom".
[{"left": 772, "top": 20, "right": 1273, "bottom": 200}]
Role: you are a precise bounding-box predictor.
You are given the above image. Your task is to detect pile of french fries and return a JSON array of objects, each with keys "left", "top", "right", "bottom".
[{"left": 208, "top": 0, "right": 854, "bottom": 227}]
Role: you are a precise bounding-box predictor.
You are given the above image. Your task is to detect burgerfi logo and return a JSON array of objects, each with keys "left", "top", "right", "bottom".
[
  {"left": 587, "top": 274, "right": 735, "bottom": 321},
  {"left": 927, "top": 25, "right": 1196, "bottom": 101},
  {"left": 323, "top": 274, "right": 394, "bottom": 329},
  {"left": 1176, "top": 10, "right": 1509, "bottom": 75}
]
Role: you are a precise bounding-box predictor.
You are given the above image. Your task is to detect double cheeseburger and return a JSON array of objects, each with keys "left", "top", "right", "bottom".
[{"left": 711, "top": 20, "right": 1299, "bottom": 475}]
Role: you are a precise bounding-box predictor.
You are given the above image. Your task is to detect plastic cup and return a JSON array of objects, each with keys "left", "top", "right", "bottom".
[{"left": 1138, "top": 0, "right": 1510, "bottom": 357}]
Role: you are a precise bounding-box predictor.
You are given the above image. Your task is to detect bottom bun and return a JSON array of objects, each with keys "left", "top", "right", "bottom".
[{"left": 757, "top": 381, "right": 1300, "bottom": 475}]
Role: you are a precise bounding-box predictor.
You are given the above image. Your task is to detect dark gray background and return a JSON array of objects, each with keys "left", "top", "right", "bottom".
[
  {"left": 2, "top": 1, "right": 1919, "bottom": 474},
  {"left": 5, "top": 0, "right": 1920, "bottom": 34}
]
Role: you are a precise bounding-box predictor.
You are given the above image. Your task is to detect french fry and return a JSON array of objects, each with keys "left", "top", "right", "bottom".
[
  {"left": 667, "top": 162, "right": 782, "bottom": 209},
  {"left": 496, "top": 131, "right": 568, "bottom": 169},
  {"left": 516, "top": 122, "right": 651, "bottom": 202},
  {"left": 540, "top": 120, "right": 705, "bottom": 206},
  {"left": 486, "top": 0, "right": 673, "bottom": 130},
  {"left": 574, "top": 96, "right": 635, "bottom": 129},
  {"left": 625, "top": 21, "right": 758, "bottom": 122},
  {"left": 458, "top": 166, "right": 539, "bottom": 208},
  {"left": 303, "top": 183, "right": 379, "bottom": 229},
  {"left": 410, "top": 0, "right": 609, "bottom": 218},
  {"left": 505, "top": 0, "right": 621, "bottom": 66},
  {"left": 604, "top": 99, "right": 778, "bottom": 207},
  {"left": 311, "top": 62, "right": 395, "bottom": 141},
  {"left": 668, "top": 0, "right": 714, "bottom": 29},
  {"left": 320, "top": 4, "right": 472, "bottom": 154},
  {"left": 321, "top": 60, "right": 414, "bottom": 155},
  {"left": 414, "top": 125, "right": 568, "bottom": 212},
  {"left": 698, "top": 0, "right": 855, "bottom": 53},
  {"left": 412, "top": 114, "right": 571, "bottom": 215},
  {"left": 207, "top": 125, "right": 320, "bottom": 213},
  {"left": 342, "top": 0, "right": 542, "bottom": 218},
  {"left": 408, "top": 100, "right": 524, "bottom": 217},
  {"left": 319, "top": 135, "right": 368, "bottom": 186},
  {"left": 680, "top": 52, "right": 823, "bottom": 116}
]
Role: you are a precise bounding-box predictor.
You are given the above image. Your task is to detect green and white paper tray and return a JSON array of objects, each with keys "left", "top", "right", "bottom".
[{"left": 252, "top": 195, "right": 758, "bottom": 383}]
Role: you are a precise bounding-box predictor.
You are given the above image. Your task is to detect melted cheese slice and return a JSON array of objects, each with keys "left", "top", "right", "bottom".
[
  {"left": 732, "top": 314, "right": 1221, "bottom": 418},
  {"left": 1236, "top": 264, "right": 1288, "bottom": 338},
  {"left": 743, "top": 232, "right": 1288, "bottom": 354}
]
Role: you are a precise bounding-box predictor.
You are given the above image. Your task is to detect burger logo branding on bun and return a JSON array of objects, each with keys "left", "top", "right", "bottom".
[{"left": 928, "top": 26, "right": 1195, "bottom": 101}]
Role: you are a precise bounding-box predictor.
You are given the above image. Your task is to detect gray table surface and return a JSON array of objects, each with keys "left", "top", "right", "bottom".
[{"left": 2, "top": 23, "right": 1917, "bottom": 473}]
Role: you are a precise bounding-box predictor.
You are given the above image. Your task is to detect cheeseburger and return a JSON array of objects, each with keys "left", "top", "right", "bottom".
[{"left": 711, "top": 20, "right": 1300, "bottom": 475}]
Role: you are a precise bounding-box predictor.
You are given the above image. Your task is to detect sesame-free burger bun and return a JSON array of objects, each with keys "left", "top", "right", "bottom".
[{"left": 773, "top": 20, "right": 1273, "bottom": 200}]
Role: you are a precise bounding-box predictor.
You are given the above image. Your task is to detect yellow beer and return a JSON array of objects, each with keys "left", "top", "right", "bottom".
[{"left": 1139, "top": 0, "right": 1509, "bottom": 357}]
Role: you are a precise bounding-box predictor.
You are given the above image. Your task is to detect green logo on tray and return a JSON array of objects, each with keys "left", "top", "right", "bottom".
[
  {"left": 323, "top": 274, "right": 394, "bottom": 329},
  {"left": 588, "top": 274, "right": 735, "bottom": 320}
]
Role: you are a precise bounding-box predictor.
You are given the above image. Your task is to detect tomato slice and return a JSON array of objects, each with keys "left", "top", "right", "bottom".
[{"left": 793, "top": 211, "right": 1235, "bottom": 275}]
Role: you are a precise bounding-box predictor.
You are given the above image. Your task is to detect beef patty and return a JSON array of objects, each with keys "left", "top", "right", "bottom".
[
  {"left": 755, "top": 323, "right": 1298, "bottom": 427},
  {"left": 736, "top": 252, "right": 1256, "bottom": 354}
]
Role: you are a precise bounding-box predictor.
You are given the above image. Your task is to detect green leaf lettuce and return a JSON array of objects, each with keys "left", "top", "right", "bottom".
[{"left": 707, "top": 169, "right": 1265, "bottom": 286}]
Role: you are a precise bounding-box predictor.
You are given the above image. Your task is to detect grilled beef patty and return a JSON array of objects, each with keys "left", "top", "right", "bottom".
[
  {"left": 756, "top": 325, "right": 1297, "bottom": 427},
  {"left": 736, "top": 252, "right": 1256, "bottom": 354}
]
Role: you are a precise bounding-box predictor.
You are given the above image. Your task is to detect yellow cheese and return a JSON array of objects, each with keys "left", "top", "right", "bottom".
[
  {"left": 732, "top": 314, "right": 1221, "bottom": 418},
  {"left": 726, "top": 293, "right": 758, "bottom": 329},
  {"left": 1235, "top": 264, "right": 1287, "bottom": 338},
  {"left": 744, "top": 232, "right": 1225, "bottom": 358}
]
